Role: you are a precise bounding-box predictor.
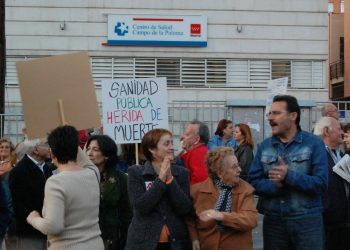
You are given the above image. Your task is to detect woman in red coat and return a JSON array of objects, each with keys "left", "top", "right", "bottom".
[{"left": 187, "top": 147, "right": 257, "bottom": 250}]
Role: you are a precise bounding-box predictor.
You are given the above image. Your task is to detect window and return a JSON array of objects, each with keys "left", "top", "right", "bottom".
[
  {"left": 328, "top": 3, "right": 334, "bottom": 13},
  {"left": 340, "top": 37, "right": 344, "bottom": 61},
  {"left": 181, "top": 59, "right": 205, "bottom": 86},
  {"left": 206, "top": 59, "right": 226, "bottom": 86},
  {"left": 91, "top": 57, "right": 112, "bottom": 84},
  {"left": 227, "top": 60, "right": 249, "bottom": 87},
  {"left": 6, "top": 56, "right": 327, "bottom": 90},
  {"left": 249, "top": 60, "right": 270, "bottom": 87},
  {"left": 112, "top": 58, "right": 134, "bottom": 79},
  {"left": 291, "top": 61, "right": 325, "bottom": 88},
  {"left": 272, "top": 60, "right": 291, "bottom": 85},
  {"left": 156, "top": 58, "right": 180, "bottom": 86}
]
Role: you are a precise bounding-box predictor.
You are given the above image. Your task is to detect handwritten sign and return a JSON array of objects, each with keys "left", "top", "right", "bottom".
[{"left": 102, "top": 77, "right": 168, "bottom": 144}]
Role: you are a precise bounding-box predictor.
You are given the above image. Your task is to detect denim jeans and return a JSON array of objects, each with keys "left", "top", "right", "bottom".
[{"left": 263, "top": 214, "right": 324, "bottom": 250}]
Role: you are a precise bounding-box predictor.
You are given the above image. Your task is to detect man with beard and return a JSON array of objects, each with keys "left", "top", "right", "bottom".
[
  {"left": 9, "top": 138, "right": 52, "bottom": 250},
  {"left": 249, "top": 95, "right": 328, "bottom": 250},
  {"left": 314, "top": 117, "right": 350, "bottom": 250}
]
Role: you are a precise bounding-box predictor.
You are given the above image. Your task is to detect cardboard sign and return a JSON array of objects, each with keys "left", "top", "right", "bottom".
[
  {"left": 16, "top": 52, "right": 101, "bottom": 139},
  {"left": 102, "top": 77, "right": 168, "bottom": 144}
]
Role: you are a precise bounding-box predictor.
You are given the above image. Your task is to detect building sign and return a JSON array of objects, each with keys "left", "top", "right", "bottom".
[
  {"left": 107, "top": 14, "right": 207, "bottom": 47},
  {"left": 101, "top": 77, "right": 169, "bottom": 144}
]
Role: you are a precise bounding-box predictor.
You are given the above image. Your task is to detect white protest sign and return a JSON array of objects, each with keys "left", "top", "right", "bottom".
[
  {"left": 265, "top": 77, "right": 288, "bottom": 115},
  {"left": 102, "top": 77, "right": 168, "bottom": 144},
  {"left": 264, "top": 77, "right": 288, "bottom": 138}
]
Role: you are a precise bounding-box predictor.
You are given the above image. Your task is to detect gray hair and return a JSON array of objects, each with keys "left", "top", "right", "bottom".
[
  {"left": 15, "top": 138, "right": 45, "bottom": 161},
  {"left": 189, "top": 119, "right": 210, "bottom": 145},
  {"left": 321, "top": 103, "right": 337, "bottom": 116},
  {"left": 313, "top": 116, "right": 334, "bottom": 138}
]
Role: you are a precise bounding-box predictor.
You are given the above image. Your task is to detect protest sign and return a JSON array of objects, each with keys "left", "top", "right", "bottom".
[
  {"left": 264, "top": 77, "right": 288, "bottom": 138},
  {"left": 16, "top": 52, "right": 101, "bottom": 139},
  {"left": 102, "top": 77, "right": 168, "bottom": 144}
]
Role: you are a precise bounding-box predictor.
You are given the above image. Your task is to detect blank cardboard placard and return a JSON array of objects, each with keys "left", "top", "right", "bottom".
[{"left": 16, "top": 52, "right": 101, "bottom": 139}]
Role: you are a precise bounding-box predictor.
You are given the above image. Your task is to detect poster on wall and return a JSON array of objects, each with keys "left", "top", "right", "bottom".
[{"left": 101, "top": 77, "right": 168, "bottom": 144}]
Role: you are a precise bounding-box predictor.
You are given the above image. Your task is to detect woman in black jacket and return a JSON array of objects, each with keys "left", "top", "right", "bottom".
[
  {"left": 86, "top": 135, "right": 132, "bottom": 250},
  {"left": 126, "top": 129, "right": 192, "bottom": 250},
  {"left": 233, "top": 123, "right": 254, "bottom": 181}
]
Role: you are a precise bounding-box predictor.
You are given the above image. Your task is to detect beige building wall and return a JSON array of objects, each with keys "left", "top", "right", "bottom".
[
  {"left": 345, "top": 0, "right": 350, "bottom": 97},
  {"left": 329, "top": 14, "right": 344, "bottom": 63}
]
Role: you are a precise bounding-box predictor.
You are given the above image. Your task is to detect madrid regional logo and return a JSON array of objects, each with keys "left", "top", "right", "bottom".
[{"left": 114, "top": 22, "right": 129, "bottom": 36}]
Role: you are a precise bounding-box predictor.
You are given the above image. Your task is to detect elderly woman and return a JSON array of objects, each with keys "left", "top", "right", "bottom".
[
  {"left": 26, "top": 125, "right": 104, "bottom": 250},
  {"left": 0, "top": 138, "right": 16, "bottom": 179},
  {"left": 233, "top": 123, "right": 254, "bottom": 181},
  {"left": 187, "top": 147, "right": 257, "bottom": 250},
  {"left": 126, "top": 128, "right": 192, "bottom": 250},
  {"left": 0, "top": 138, "right": 15, "bottom": 224},
  {"left": 208, "top": 119, "right": 237, "bottom": 150},
  {"left": 86, "top": 135, "right": 132, "bottom": 250}
]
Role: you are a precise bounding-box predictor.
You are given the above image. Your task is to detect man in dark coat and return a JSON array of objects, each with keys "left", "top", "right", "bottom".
[
  {"left": 9, "top": 138, "right": 52, "bottom": 250},
  {"left": 314, "top": 116, "right": 350, "bottom": 250}
]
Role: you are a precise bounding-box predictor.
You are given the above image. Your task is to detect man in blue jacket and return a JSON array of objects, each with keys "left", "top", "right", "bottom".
[{"left": 249, "top": 95, "right": 328, "bottom": 250}]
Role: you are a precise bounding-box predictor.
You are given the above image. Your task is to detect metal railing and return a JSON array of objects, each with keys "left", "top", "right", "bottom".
[
  {"left": 330, "top": 60, "right": 344, "bottom": 79},
  {"left": 2, "top": 100, "right": 350, "bottom": 147},
  {"left": 0, "top": 114, "right": 25, "bottom": 145}
]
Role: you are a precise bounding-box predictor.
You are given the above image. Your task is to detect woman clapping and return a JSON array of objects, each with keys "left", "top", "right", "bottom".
[{"left": 126, "top": 129, "right": 192, "bottom": 250}]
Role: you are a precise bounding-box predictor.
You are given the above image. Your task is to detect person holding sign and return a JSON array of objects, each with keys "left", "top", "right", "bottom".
[
  {"left": 26, "top": 126, "right": 104, "bottom": 250},
  {"left": 314, "top": 117, "right": 350, "bottom": 250},
  {"left": 126, "top": 129, "right": 192, "bottom": 250},
  {"left": 86, "top": 135, "right": 132, "bottom": 250}
]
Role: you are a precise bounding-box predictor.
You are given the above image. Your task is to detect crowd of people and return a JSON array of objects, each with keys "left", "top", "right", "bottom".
[{"left": 0, "top": 95, "right": 350, "bottom": 250}]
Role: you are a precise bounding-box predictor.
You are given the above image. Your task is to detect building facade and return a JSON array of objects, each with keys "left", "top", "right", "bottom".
[
  {"left": 329, "top": 0, "right": 350, "bottom": 101},
  {"left": 4, "top": 0, "right": 329, "bottom": 144}
]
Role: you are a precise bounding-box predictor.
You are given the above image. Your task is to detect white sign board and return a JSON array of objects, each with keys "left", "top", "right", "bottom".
[
  {"left": 265, "top": 77, "right": 288, "bottom": 115},
  {"left": 107, "top": 14, "right": 207, "bottom": 47},
  {"left": 102, "top": 77, "right": 169, "bottom": 144},
  {"left": 264, "top": 77, "right": 288, "bottom": 137}
]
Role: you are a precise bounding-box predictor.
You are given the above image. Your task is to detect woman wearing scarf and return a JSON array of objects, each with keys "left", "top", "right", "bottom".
[{"left": 187, "top": 147, "right": 257, "bottom": 250}]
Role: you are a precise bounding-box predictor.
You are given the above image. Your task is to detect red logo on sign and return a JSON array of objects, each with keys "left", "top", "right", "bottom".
[{"left": 191, "top": 24, "right": 201, "bottom": 35}]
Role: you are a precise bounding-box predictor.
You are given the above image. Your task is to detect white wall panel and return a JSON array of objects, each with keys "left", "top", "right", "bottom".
[
  {"left": 5, "top": 0, "right": 327, "bottom": 12},
  {"left": 6, "top": 7, "right": 327, "bottom": 27}
]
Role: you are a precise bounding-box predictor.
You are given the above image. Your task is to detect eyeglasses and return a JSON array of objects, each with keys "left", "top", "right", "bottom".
[{"left": 266, "top": 110, "right": 288, "bottom": 118}]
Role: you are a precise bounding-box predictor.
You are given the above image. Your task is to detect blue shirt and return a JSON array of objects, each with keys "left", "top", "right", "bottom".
[
  {"left": 249, "top": 130, "right": 328, "bottom": 217},
  {"left": 207, "top": 134, "right": 237, "bottom": 150}
]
